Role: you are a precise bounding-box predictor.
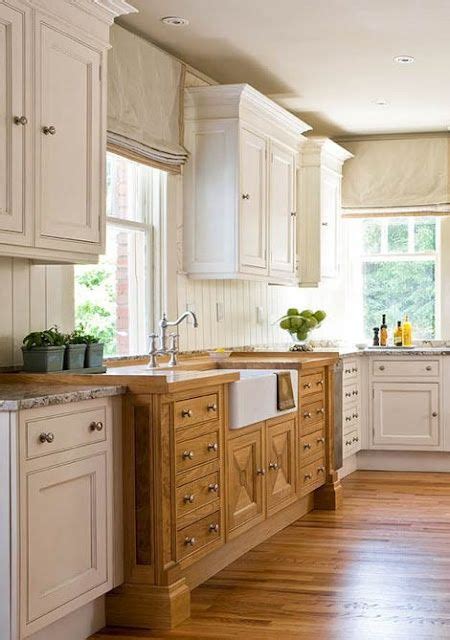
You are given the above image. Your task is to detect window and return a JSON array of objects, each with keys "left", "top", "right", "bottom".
[
  {"left": 346, "top": 217, "right": 439, "bottom": 340},
  {"left": 75, "top": 152, "right": 167, "bottom": 357}
]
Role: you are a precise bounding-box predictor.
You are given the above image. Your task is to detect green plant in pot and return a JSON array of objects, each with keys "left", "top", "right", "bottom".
[
  {"left": 278, "top": 308, "right": 327, "bottom": 351},
  {"left": 64, "top": 328, "right": 88, "bottom": 370},
  {"left": 22, "top": 326, "right": 66, "bottom": 372},
  {"left": 81, "top": 329, "right": 104, "bottom": 368}
]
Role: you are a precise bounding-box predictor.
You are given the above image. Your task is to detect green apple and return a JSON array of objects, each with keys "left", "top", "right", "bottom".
[
  {"left": 314, "top": 310, "right": 326, "bottom": 322},
  {"left": 300, "top": 309, "right": 314, "bottom": 318},
  {"left": 287, "top": 307, "right": 300, "bottom": 316}
]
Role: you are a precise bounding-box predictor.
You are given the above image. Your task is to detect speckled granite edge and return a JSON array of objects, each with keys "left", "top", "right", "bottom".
[{"left": 0, "top": 385, "right": 126, "bottom": 412}]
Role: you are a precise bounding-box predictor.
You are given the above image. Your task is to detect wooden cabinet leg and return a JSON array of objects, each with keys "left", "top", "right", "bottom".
[
  {"left": 105, "top": 578, "right": 190, "bottom": 630},
  {"left": 314, "top": 479, "right": 343, "bottom": 510}
]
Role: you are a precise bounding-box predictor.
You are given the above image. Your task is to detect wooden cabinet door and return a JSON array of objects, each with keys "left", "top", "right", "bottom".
[
  {"left": 23, "top": 453, "right": 108, "bottom": 625},
  {"left": 226, "top": 427, "right": 265, "bottom": 538},
  {"left": 266, "top": 416, "right": 297, "bottom": 514},
  {"left": 320, "top": 168, "right": 341, "bottom": 279},
  {"left": 0, "top": 1, "right": 31, "bottom": 245},
  {"left": 372, "top": 382, "right": 440, "bottom": 449},
  {"left": 239, "top": 127, "right": 268, "bottom": 274},
  {"left": 35, "top": 13, "right": 103, "bottom": 252},
  {"left": 269, "top": 142, "right": 296, "bottom": 280}
]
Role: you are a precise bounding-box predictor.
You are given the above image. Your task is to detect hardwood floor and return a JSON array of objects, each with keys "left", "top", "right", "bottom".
[{"left": 93, "top": 471, "right": 450, "bottom": 640}]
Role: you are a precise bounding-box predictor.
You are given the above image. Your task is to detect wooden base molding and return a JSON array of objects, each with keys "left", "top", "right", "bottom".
[
  {"left": 105, "top": 579, "right": 190, "bottom": 630},
  {"left": 314, "top": 479, "right": 343, "bottom": 510}
]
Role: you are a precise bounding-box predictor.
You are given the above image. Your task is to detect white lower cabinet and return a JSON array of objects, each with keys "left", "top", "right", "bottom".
[
  {"left": 372, "top": 382, "right": 440, "bottom": 449},
  {"left": 342, "top": 357, "right": 362, "bottom": 459}
]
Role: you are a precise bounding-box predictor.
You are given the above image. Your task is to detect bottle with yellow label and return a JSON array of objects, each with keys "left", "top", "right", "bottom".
[
  {"left": 402, "top": 315, "right": 413, "bottom": 347},
  {"left": 394, "top": 320, "right": 403, "bottom": 347},
  {"left": 380, "top": 314, "right": 388, "bottom": 347}
]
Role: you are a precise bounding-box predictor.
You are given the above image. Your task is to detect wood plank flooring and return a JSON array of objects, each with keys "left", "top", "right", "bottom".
[{"left": 92, "top": 471, "right": 450, "bottom": 640}]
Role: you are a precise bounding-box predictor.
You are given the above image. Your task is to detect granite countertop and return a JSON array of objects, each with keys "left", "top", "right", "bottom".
[{"left": 0, "top": 383, "right": 125, "bottom": 411}]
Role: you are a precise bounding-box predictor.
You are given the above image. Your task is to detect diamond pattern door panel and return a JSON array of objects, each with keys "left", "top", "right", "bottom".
[
  {"left": 226, "top": 427, "right": 265, "bottom": 538},
  {"left": 266, "top": 416, "right": 297, "bottom": 515}
]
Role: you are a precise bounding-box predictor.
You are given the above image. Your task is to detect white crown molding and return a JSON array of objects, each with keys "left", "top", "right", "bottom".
[
  {"left": 21, "top": 0, "right": 137, "bottom": 24},
  {"left": 302, "top": 136, "right": 353, "bottom": 162}
]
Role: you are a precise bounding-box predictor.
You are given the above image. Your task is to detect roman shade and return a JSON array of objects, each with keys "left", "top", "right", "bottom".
[
  {"left": 108, "top": 24, "right": 188, "bottom": 170},
  {"left": 340, "top": 134, "right": 450, "bottom": 217}
]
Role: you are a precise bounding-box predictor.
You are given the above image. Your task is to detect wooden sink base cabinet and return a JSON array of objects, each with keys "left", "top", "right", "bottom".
[{"left": 106, "top": 359, "right": 340, "bottom": 630}]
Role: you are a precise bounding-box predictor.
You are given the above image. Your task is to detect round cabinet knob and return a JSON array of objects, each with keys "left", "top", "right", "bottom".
[
  {"left": 304, "top": 473, "right": 312, "bottom": 481},
  {"left": 379, "top": 365, "right": 385, "bottom": 371},
  {"left": 290, "top": 211, "right": 297, "bottom": 218},
  {"left": 352, "top": 368, "right": 358, "bottom": 373},
  {"left": 317, "top": 466, "right": 325, "bottom": 474},
  {"left": 317, "top": 436, "right": 325, "bottom": 444},
  {"left": 14, "top": 115, "right": 28, "bottom": 125},
  {"left": 353, "top": 413, "right": 359, "bottom": 419},
  {"left": 184, "top": 536, "right": 196, "bottom": 546},
  {"left": 208, "top": 483, "right": 219, "bottom": 493},
  {"left": 345, "top": 392, "right": 352, "bottom": 398},
  {"left": 353, "top": 437, "right": 359, "bottom": 443},
  {"left": 183, "top": 494, "right": 195, "bottom": 504},
  {"left": 303, "top": 443, "right": 312, "bottom": 450},
  {"left": 316, "top": 408, "right": 325, "bottom": 415},
  {"left": 207, "top": 442, "right": 218, "bottom": 452},
  {"left": 42, "top": 125, "right": 56, "bottom": 135},
  {"left": 256, "top": 468, "right": 266, "bottom": 476},
  {"left": 352, "top": 390, "right": 359, "bottom": 396},
  {"left": 207, "top": 403, "right": 217, "bottom": 412},
  {"left": 89, "top": 421, "right": 103, "bottom": 432},
  {"left": 181, "top": 408, "right": 193, "bottom": 418},
  {"left": 346, "top": 440, "right": 352, "bottom": 446},
  {"left": 304, "top": 411, "right": 312, "bottom": 419},
  {"left": 39, "top": 432, "right": 54, "bottom": 443},
  {"left": 182, "top": 450, "right": 195, "bottom": 460},
  {"left": 304, "top": 382, "right": 312, "bottom": 389},
  {"left": 432, "top": 411, "right": 438, "bottom": 417},
  {"left": 345, "top": 416, "right": 352, "bottom": 422},
  {"left": 208, "top": 523, "right": 220, "bottom": 533},
  {"left": 317, "top": 380, "right": 324, "bottom": 386},
  {"left": 242, "top": 193, "right": 250, "bottom": 200},
  {"left": 269, "top": 462, "right": 279, "bottom": 471},
  {"left": 426, "top": 366, "right": 432, "bottom": 371}
]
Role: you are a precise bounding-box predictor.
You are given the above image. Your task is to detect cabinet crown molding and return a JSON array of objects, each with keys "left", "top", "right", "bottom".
[
  {"left": 185, "top": 83, "right": 312, "bottom": 139},
  {"left": 21, "top": 0, "right": 137, "bottom": 24},
  {"left": 301, "top": 136, "right": 354, "bottom": 166}
]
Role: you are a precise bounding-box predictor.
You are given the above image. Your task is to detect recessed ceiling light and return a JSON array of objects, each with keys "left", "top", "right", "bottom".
[
  {"left": 394, "top": 55, "right": 415, "bottom": 64},
  {"left": 374, "top": 98, "right": 389, "bottom": 107},
  {"left": 161, "top": 16, "right": 189, "bottom": 27}
]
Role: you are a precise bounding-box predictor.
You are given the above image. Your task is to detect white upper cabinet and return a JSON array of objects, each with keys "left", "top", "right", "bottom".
[
  {"left": 0, "top": 0, "right": 136, "bottom": 264},
  {"left": 184, "top": 84, "right": 310, "bottom": 284},
  {"left": 297, "top": 137, "right": 353, "bottom": 287}
]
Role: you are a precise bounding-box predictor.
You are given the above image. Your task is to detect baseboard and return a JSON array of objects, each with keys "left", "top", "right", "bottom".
[
  {"left": 357, "top": 449, "right": 450, "bottom": 472},
  {"left": 338, "top": 454, "right": 358, "bottom": 479},
  {"left": 27, "top": 597, "right": 105, "bottom": 640}
]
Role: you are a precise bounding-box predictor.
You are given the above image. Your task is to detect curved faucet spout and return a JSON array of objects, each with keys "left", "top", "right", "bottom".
[{"left": 150, "top": 311, "right": 199, "bottom": 368}]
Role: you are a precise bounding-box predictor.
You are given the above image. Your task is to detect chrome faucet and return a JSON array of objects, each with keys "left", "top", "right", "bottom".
[{"left": 148, "top": 311, "right": 199, "bottom": 368}]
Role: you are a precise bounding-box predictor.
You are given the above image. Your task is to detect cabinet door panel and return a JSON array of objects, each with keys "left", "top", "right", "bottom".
[
  {"left": 320, "top": 169, "right": 340, "bottom": 278},
  {"left": 269, "top": 143, "right": 295, "bottom": 278},
  {"left": 0, "top": 2, "right": 29, "bottom": 243},
  {"left": 24, "top": 454, "right": 108, "bottom": 623},
  {"left": 226, "top": 428, "right": 265, "bottom": 538},
  {"left": 267, "top": 417, "right": 296, "bottom": 514},
  {"left": 372, "top": 382, "right": 440, "bottom": 449},
  {"left": 239, "top": 128, "right": 267, "bottom": 273},
  {"left": 36, "top": 15, "right": 102, "bottom": 247}
]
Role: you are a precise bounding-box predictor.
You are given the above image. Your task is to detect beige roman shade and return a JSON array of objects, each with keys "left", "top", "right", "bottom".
[
  {"left": 108, "top": 24, "right": 187, "bottom": 170},
  {"left": 340, "top": 134, "right": 450, "bottom": 217}
]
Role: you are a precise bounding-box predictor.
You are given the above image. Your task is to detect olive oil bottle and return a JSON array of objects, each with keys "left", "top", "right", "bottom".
[
  {"left": 394, "top": 320, "right": 403, "bottom": 347},
  {"left": 380, "top": 314, "right": 388, "bottom": 347},
  {"left": 402, "top": 315, "right": 413, "bottom": 347}
]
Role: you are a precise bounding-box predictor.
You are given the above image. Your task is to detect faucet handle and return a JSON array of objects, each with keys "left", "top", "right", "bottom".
[
  {"left": 148, "top": 333, "right": 158, "bottom": 351},
  {"left": 168, "top": 333, "right": 179, "bottom": 349}
]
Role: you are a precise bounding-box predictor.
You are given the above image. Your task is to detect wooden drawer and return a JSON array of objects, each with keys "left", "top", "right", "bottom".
[
  {"left": 372, "top": 359, "right": 440, "bottom": 378},
  {"left": 343, "top": 429, "right": 360, "bottom": 457},
  {"left": 177, "top": 511, "right": 222, "bottom": 562},
  {"left": 174, "top": 392, "right": 220, "bottom": 430},
  {"left": 343, "top": 404, "right": 360, "bottom": 433},
  {"left": 343, "top": 359, "right": 360, "bottom": 381},
  {"left": 343, "top": 382, "right": 360, "bottom": 404},
  {"left": 25, "top": 404, "right": 107, "bottom": 460},
  {"left": 299, "top": 371, "right": 325, "bottom": 399},
  {"left": 300, "top": 429, "right": 325, "bottom": 464},
  {"left": 175, "top": 429, "right": 220, "bottom": 474},
  {"left": 299, "top": 458, "right": 326, "bottom": 495},
  {"left": 176, "top": 470, "right": 220, "bottom": 523},
  {"left": 300, "top": 398, "right": 326, "bottom": 435}
]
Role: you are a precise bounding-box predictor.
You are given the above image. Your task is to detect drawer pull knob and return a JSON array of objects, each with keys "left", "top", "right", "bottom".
[
  {"left": 345, "top": 368, "right": 352, "bottom": 374},
  {"left": 303, "top": 411, "right": 312, "bottom": 419},
  {"left": 89, "top": 421, "right": 103, "bottom": 432},
  {"left": 304, "top": 382, "right": 312, "bottom": 389},
  {"left": 316, "top": 407, "right": 325, "bottom": 415},
  {"left": 39, "top": 432, "right": 54, "bottom": 444},
  {"left": 184, "top": 536, "right": 196, "bottom": 546},
  {"left": 208, "top": 483, "right": 219, "bottom": 493},
  {"left": 269, "top": 461, "right": 279, "bottom": 471},
  {"left": 183, "top": 494, "right": 195, "bottom": 504},
  {"left": 352, "top": 368, "right": 358, "bottom": 373},
  {"left": 181, "top": 409, "right": 193, "bottom": 418},
  {"left": 353, "top": 436, "right": 359, "bottom": 442},
  {"left": 182, "top": 450, "right": 195, "bottom": 460},
  {"left": 353, "top": 413, "right": 359, "bottom": 419},
  {"left": 242, "top": 193, "right": 250, "bottom": 200},
  {"left": 317, "top": 380, "right": 324, "bottom": 386},
  {"left": 317, "top": 466, "right": 325, "bottom": 474},
  {"left": 14, "top": 115, "right": 28, "bottom": 126},
  {"left": 209, "top": 523, "right": 220, "bottom": 533},
  {"left": 207, "top": 403, "right": 217, "bottom": 412},
  {"left": 352, "top": 390, "right": 359, "bottom": 396},
  {"left": 256, "top": 468, "right": 266, "bottom": 476},
  {"left": 345, "top": 416, "right": 352, "bottom": 422},
  {"left": 432, "top": 411, "right": 438, "bottom": 417},
  {"left": 346, "top": 440, "right": 352, "bottom": 446},
  {"left": 42, "top": 125, "right": 56, "bottom": 135},
  {"left": 426, "top": 366, "right": 432, "bottom": 371},
  {"left": 303, "top": 443, "right": 312, "bottom": 450},
  {"left": 317, "top": 437, "right": 325, "bottom": 444},
  {"left": 379, "top": 365, "right": 385, "bottom": 371},
  {"left": 345, "top": 392, "right": 352, "bottom": 398},
  {"left": 207, "top": 442, "right": 218, "bottom": 452},
  {"left": 304, "top": 473, "right": 312, "bottom": 481}
]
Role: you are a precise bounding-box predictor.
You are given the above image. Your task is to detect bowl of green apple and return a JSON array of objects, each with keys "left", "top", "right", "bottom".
[{"left": 278, "top": 308, "right": 326, "bottom": 350}]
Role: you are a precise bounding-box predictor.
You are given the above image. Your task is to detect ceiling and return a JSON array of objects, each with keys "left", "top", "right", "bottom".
[{"left": 120, "top": 0, "right": 450, "bottom": 137}]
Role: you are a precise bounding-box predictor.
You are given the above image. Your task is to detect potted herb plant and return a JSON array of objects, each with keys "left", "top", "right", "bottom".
[
  {"left": 64, "top": 328, "right": 87, "bottom": 370},
  {"left": 22, "top": 326, "right": 66, "bottom": 372},
  {"left": 84, "top": 333, "right": 104, "bottom": 368}
]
